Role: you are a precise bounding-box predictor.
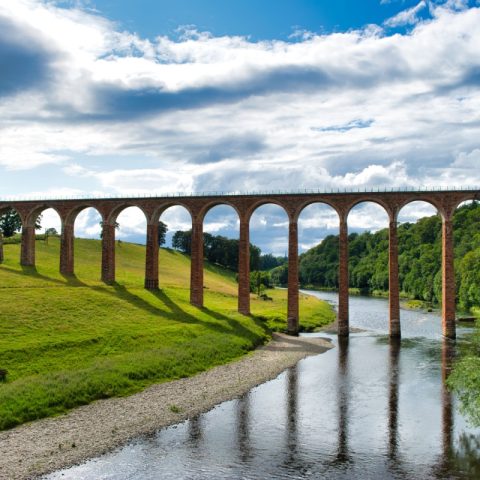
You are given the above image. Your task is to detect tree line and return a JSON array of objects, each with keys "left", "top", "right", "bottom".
[
  {"left": 270, "top": 201, "right": 480, "bottom": 310},
  {"left": 171, "top": 229, "right": 286, "bottom": 272}
]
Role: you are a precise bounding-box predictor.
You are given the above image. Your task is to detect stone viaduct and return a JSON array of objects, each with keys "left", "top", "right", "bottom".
[{"left": 1, "top": 189, "right": 478, "bottom": 339}]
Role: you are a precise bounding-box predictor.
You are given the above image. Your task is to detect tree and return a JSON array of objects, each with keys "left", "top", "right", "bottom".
[
  {"left": 158, "top": 221, "right": 168, "bottom": 246},
  {"left": 44, "top": 227, "right": 58, "bottom": 245},
  {"left": 99, "top": 221, "right": 120, "bottom": 239},
  {"left": 0, "top": 208, "right": 22, "bottom": 237}
]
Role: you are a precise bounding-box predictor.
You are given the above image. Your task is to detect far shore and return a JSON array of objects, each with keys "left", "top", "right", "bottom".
[{"left": 0, "top": 332, "right": 333, "bottom": 480}]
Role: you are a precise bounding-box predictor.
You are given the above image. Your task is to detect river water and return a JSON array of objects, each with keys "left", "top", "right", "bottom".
[{"left": 46, "top": 292, "right": 480, "bottom": 479}]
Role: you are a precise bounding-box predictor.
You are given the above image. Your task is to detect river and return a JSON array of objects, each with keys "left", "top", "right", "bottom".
[{"left": 45, "top": 291, "right": 480, "bottom": 479}]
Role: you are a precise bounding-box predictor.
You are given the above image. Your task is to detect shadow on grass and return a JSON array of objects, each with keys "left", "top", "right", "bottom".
[{"left": 90, "top": 284, "right": 269, "bottom": 340}]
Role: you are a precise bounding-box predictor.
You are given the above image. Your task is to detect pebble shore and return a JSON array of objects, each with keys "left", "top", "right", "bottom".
[{"left": 0, "top": 332, "right": 332, "bottom": 480}]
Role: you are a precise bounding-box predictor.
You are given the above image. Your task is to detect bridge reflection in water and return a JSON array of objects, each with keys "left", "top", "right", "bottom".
[{"left": 46, "top": 332, "right": 480, "bottom": 480}]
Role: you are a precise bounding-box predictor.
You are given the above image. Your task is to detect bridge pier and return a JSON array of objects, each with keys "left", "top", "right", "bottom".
[
  {"left": 287, "top": 220, "right": 299, "bottom": 335},
  {"left": 60, "top": 224, "right": 74, "bottom": 276},
  {"left": 145, "top": 223, "right": 159, "bottom": 290},
  {"left": 20, "top": 226, "right": 35, "bottom": 267},
  {"left": 338, "top": 217, "right": 349, "bottom": 336},
  {"left": 101, "top": 223, "right": 115, "bottom": 284},
  {"left": 442, "top": 218, "right": 456, "bottom": 339},
  {"left": 190, "top": 220, "right": 204, "bottom": 307},
  {"left": 238, "top": 219, "right": 250, "bottom": 315},
  {"left": 389, "top": 219, "right": 401, "bottom": 337}
]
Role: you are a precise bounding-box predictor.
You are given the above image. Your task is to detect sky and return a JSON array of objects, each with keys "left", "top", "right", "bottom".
[{"left": 1, "top": 0, "right": 480, "bottom": 254}]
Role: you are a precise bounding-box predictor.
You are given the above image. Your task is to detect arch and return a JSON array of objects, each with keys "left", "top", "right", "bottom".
[
  {"left": 198, "top": 200, "right": 241, "bottom": 223},
  {"left": 246, "top": 199, "right": 289, "bottom": 223},
  {"left": 396, "top": 198, "right": 440, "bottom": 221},
  {"left": 105, "top": 203, "right": 149, "bottom": 226},
  {"left": 31, "top": 207, "right": 63, "bottom": 271},
  {"left": 346, "top": 197, "right": 391, "bottom": 220},
  {"left": 152, "top": 201, "right": 194, "bottom": 225},
  {"left": 347, "top": 200, "right": 390, "bottom": 230},
  {"left": 0, "top": 205, "right": 24, "bottom": 265},
  {"left": 296, "top": 198, "right": 341, "bottom": 222},
  {"left": 65, "top": 204, "right": 105, "bottom": 227},
  {"left": 25, "top": 204, "right": 63, "bottom": 228},
  {"left": 203, "top": 204, "right": 241, "bottom": 307},
  {"left": 112, "top": 206, "right": 148, "bottom": 287},
  {"left": 397, "top": 200, "right": 438, "bottom": 224},
  {"left": 297, "top": 202, "right": 340, "bottom": 287},
  {"left": 450, "top": 199, "right": 480, "bottom": 314},
  {"left": 452, "top": 193, "right": 480, "bottom": 212},
  {"left": 347, "top": 200, "right": 392, "bottom": 335}
]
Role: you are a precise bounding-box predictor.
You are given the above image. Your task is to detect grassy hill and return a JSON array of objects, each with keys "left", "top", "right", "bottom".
[{"left": 0, "top": 237, "right": 334, "bottom": 430}]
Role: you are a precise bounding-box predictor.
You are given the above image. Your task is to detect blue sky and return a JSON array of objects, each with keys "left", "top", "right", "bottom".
[
  {"left": 77, "top": 0, "right": 433, "bottom": 40},
  {"left": 1, "top": 0, "right": 480, "bottom": 254}
]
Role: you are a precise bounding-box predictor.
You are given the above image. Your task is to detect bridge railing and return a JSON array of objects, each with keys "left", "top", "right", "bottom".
[{"left": 0, "top": 185, "right": 479, "bottom": 202}]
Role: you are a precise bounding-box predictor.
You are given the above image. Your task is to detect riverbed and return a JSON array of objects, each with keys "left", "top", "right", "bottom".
[{"left": 45, "top": 292, "right": 480, "bottom": 479}]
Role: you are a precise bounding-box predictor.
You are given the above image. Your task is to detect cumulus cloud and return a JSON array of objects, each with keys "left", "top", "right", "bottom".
[{"left": 0, "top": 0, "right": 480, "bottom": 252}]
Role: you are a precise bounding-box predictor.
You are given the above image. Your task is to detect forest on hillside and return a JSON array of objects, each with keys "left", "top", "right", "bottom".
[{"left": 270, "top": 201, "right": 480, "bottom": 311}]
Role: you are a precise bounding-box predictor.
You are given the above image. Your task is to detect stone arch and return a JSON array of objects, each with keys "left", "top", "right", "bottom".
[
  {"left": 199, "top": 200, "right": 241, "bottom": 223},
  {"left": 64, "top": 204, "right": 105, "bottom": 227},
  {"left": 246, "top": 199, "right": 290, "bottom": 223},
  {"left": 0, "top": 205, "right": 24, "bottom": 265},
  {"left": 152, "top": 201, "right": 194, "bottom": 225},
  {"left": 25, "top": 204, "right": 63, "bottom": 228},
  {"left": 296, "top": 199, "right": 341, "bottom": 222},
  {"left": 202, "top": 203, "right": 241, "bottom": 307},
  {"left": 395, "top": 197, "right": 441, "bottom": 221},
  {"left": 296, "top": 201, "right": 340, "bottom": 289},
  {"left": 346, "top": 197, "right": 391, "bottom": 220},
  {"left": 105, "top": 203, "right": 149, "bottom": 226},
  {"left": 61, "top": 204, "right": 105, "bottom": 279}
]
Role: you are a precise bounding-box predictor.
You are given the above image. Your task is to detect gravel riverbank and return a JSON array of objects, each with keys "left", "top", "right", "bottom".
[{"left": 0, "top": 332, "right": 333, "bottom": 480}]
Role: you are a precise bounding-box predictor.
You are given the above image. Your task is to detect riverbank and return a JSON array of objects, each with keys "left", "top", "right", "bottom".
[{"left": 0, "top": 332, "right": 333, "bottom": 480}]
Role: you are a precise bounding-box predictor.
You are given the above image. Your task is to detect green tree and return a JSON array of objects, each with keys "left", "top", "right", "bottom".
[
  {"left": 158, "top": 221, "right": 168, "bottom": 246},
  {"left": 0, "top": 208, "right": 22, "bottom": 237}
]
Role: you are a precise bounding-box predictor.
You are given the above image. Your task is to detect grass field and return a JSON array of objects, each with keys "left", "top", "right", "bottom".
[{"left": 0, "top": 237, "right": 334, "bottom": 430}]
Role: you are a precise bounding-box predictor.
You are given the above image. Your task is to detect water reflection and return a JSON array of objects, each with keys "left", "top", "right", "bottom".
[
  {"left": 388, "top": 337, "right": 400, "bottom": 464},
  {"left": 45, "top": 295, "right": 480, "bottom": 480},
  {"left": 236, "top": 393, "right": 251, "bottom": 463},
  {"left": 335, "top": 336, "right": 350, "bottom": 466},
  {"left": 285, "top": 366, "right": 298, "bottom": 465}
]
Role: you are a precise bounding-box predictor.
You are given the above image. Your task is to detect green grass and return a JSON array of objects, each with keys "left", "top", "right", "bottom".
[{"left": 0, "top": 237, "right": 334, "bottom": 430}]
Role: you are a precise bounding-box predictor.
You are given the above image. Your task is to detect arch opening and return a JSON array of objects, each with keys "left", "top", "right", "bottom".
[
  {"left": 27, "top": 207, "right": 62, "bottom": 274},
  {"left": 114, "top": 206, "right": 148, "bottom": 286},
  {"left": 451, "top": 200, "right": 480, "bottom": 314},
  {"left": 347, "top": 202, "right": 390, "bottom": 297},
  {"left": 297, "top": 202, "right": 340, "bottom": 331},
  {"left": 71, "top": 207, "right": 103, "bottom": 280},
  {"left": 0, "top": 206, "right": 23, "bottom": 265},
  {"left": 397, "top": 201, "right": 442, "bottom": 308},
  {"left": 159, "top": 205, "right": 193, "bottom": 290},
  {"left": 249, "top": 203, "right": 290, "bottom": 327},
  {"left": 202, "top": 204, "right": 240, "bottom": 308}
]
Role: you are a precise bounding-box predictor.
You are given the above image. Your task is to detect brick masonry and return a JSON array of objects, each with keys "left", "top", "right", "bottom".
[{"left": 2, "top": 189, "right": 478, "bottom": 338}]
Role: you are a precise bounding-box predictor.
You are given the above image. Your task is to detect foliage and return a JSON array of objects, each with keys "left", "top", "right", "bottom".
[
  {"left": 296, "top": 201, "right": 480, "bottom": 310},
  {"left": 0, "top": 208, "right": 42, "bottom": 237},
  {"left": 172, "top": 230, "right": 261, "bottom": 272},
  {"left": 158, "top": 221, "right": 168, "bottom": 246},
  {"left": 448, "top": 322, "right": 480, "bottom": 426},
  {"left": 250, "top": 270, "right": 272, "bottom": 295},
  {"left": 0, "top": 237, "right": 334, "bottom": 430}
]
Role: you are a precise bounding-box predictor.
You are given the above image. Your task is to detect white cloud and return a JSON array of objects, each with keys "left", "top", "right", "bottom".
[
  {"left": 0, "top": 1, "right": 480, "bottom": 252},
  {"left": 384, "top": 1, "right": 427, "bottom": 27}
]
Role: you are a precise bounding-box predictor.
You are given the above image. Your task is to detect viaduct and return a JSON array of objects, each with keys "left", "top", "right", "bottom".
[{"left": 1, "top": 188, "right": 478, "bottom": 339}]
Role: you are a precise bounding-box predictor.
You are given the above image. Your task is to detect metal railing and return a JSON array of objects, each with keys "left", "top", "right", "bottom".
[{"left": 0, "top": 185, "right": 479, "bottom": 202}]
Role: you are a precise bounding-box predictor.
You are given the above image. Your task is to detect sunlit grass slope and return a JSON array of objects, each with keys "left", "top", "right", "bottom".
[{"left": 0, "top": 237, "right": 334, "bottom": 430}]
